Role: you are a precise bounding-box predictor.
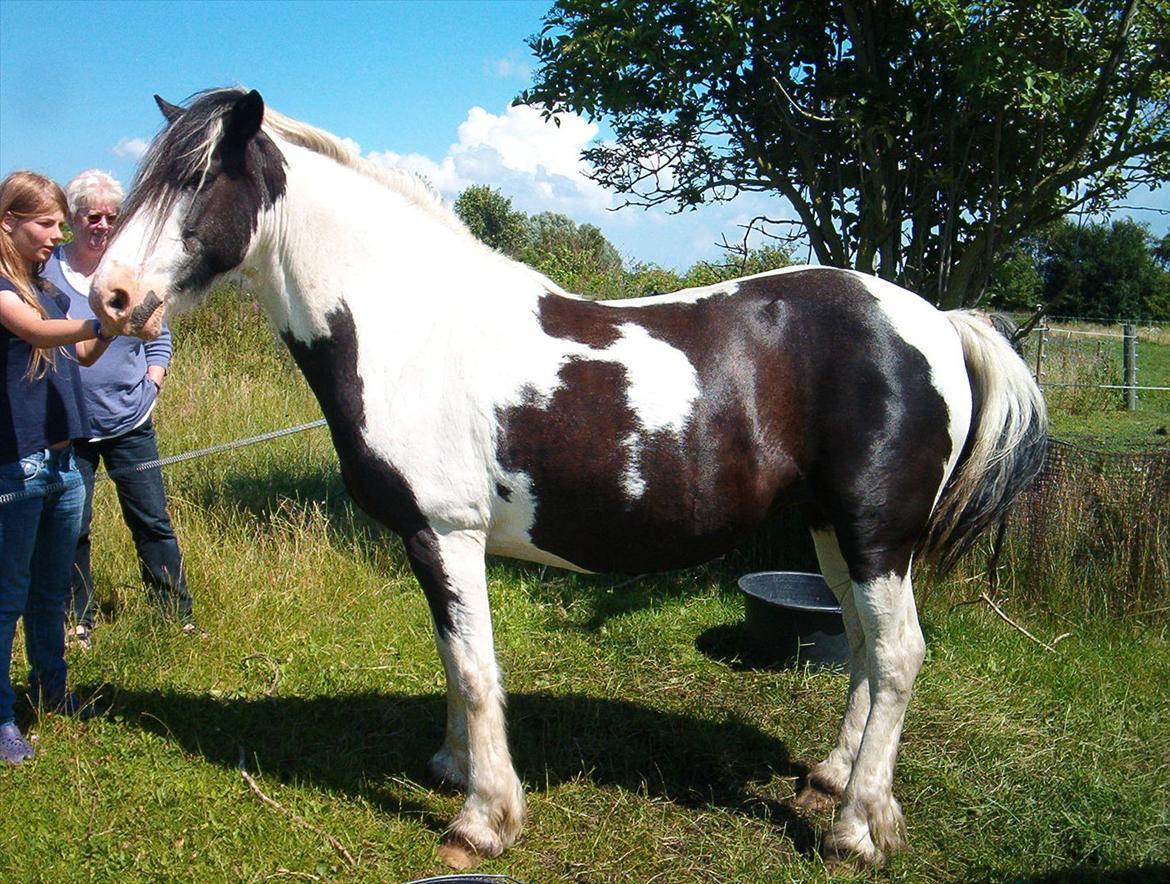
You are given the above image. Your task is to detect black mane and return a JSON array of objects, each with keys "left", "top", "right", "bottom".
[{"left": 117, "top": 88, "right": 269, "bottom": 246}]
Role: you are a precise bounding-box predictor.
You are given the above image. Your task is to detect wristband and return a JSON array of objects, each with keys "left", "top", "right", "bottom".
[{"left": 91, "top": 318, "right": 116, "bottom": 342}]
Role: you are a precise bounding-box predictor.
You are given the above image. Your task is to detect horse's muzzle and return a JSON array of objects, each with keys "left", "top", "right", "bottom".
[{"left": 90, "top": 269, "right": 168, "bottom": 340}]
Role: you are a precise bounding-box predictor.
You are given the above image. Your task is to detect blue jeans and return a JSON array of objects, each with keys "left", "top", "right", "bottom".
[
  {"left": 72, "top": 418, "right": 192, "bottom": 628},
  {"left": 0, "top": 447, "right": 85, "bottom": 724}
]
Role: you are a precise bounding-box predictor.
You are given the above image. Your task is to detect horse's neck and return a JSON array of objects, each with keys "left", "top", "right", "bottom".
[{"left": 252, "top": 145, "right": 529, "bottom": 348}]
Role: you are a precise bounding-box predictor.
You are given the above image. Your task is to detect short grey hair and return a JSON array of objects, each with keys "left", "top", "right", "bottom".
[{"left": 65, "top": 169, "right": 124, "bottom": 215}]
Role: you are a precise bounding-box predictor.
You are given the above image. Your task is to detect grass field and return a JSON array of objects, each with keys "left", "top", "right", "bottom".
[
  {"left": 2, "top": 292, "right": 1168, "bottom": 882},
  {"left": 1029, "top": 320, "right": 1170, "bottom": 448}
]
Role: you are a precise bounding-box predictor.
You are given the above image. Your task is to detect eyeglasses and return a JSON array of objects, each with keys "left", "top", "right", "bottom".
[{"left": 83, "top": 212, "right": 119, "bottom": 225}]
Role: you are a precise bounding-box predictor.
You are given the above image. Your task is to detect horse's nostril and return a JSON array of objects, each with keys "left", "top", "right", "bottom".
[{"left": 108, "top": 289, "right": 130, "bottom": 312}]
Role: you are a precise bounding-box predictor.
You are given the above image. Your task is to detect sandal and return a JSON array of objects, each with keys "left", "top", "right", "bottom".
[
  {"left": 66, "top": 624, "right": 93, "bottom": 651},
  {"left": 0, "top": 723, "right": 35, "bottom": 765},
  {"left": 181, "top": 622, "right": 209, "bottom": 640}
]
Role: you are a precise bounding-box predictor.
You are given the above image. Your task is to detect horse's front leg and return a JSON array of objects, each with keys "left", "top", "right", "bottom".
[{"left": 404, "top": 528, "right": 525, "bottom": 868}]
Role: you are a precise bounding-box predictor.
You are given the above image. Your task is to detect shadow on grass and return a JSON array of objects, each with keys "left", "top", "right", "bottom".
[{"left": 96, "top": 685, "right": 817, "bottom": 852}]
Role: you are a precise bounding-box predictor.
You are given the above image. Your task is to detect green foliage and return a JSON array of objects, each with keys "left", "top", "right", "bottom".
[
  {"left": 522, "top": 211, "right": 624, "bottom": 274},
  {"left": 519, "top": 210, "right": 633, "bottom": 298},
  {"left": 1155, "top": 232, "right": 1170, "bottom": 269},
  {"left": 523, "top": 0, "right": 1170, "bottom": 308},
  {"left": 453, "top": 184, "right": 794, "bottom": 300},
  {"left": 453, "top": 184, "right": 528, "bottom": 257},
  {"left": 625, "top": 262, "right": 685, "bottom": 296},
  {"left": 984, "top": 245, "right": 1044, "bottom": 313},
  {"left": 1033, "top": 218, "right": 1170, "bottom": 320},
  {"left": 681, "top": 244, "right": 794, "bottom": 287}
]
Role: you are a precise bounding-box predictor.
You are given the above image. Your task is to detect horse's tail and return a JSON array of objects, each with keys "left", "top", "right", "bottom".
[{"left": 920, "top": 310, "right": 1048, "bottom": 572}]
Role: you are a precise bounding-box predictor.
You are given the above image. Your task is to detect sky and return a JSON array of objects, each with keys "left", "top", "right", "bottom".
[{"left": 1, "top": 0, "right": 1166, "bottom": 274}]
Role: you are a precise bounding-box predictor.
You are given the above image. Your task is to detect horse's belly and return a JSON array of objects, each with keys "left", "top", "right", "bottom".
[
  {"left": 486, "top": 491, "right": 759, "bottom": 575},
  {"left": 485, "top": 534, "right": 596, "bottom": 573}
]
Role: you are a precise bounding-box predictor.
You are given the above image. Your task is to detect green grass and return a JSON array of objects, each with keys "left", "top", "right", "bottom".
[
  {"left": 1030, "top": 321, "right": 1170, "bottom": 448},
  {"left": 3, "top": 292, "right": 1168, "bottom": 882}
]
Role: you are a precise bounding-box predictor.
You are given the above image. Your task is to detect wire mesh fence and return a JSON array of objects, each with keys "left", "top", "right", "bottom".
[{"left": 992, "top": 438, "right": 1170, "bottom": 620}]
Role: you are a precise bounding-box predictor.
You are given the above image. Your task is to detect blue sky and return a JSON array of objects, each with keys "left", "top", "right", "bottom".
[{"left": 2, "top": 0, "right": 1166, "bottom": 273}]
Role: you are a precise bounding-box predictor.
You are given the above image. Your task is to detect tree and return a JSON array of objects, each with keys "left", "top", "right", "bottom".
[
  {"left": 1155, "top": 231, "right": 1170, "bottom": 269},
  {"left": 983, "top": 244, "right": 1044, "bottom": 314},
  {"left": 522, "top": 211, "right": 624, "bottom": 274},
  {"left": 453, "top": 185, "right": 528, "bottom": 257},
  {"left": 681, "top": 243, "right": 794, "bottom": 287},
  {"left": 1034, "top": 217, "right": 1170, "bottom": 319},
  {"left": 523, "top": 0, "right": 1170, "bottom": 307}
]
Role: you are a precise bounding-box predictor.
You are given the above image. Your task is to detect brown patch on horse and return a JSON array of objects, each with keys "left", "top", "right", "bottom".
[{"left": 537, "top": 293, "right": 622, "bottom": 347}]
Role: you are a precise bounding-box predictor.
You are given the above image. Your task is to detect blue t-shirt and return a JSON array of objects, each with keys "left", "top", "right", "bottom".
[{"left": 0, "top": 276, "right": 89, "bottom": 461}]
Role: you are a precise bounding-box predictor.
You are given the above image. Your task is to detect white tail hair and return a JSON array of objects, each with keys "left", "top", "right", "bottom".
[{"left": 921, "top": 310, "right": 1048, "bottom": 570}]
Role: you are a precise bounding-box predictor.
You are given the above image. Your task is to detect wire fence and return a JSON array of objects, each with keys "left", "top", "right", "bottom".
[
  {"left": 4, "top": 413, "right": 1166, "bottom": 620},
  {"left": 1010, "top": 315, "right": 1170, "bottom": 410},
  {"left": 0, "top": 419, "right": 328, "bottom": 507},
  {"left": 996, "top": 438, "right": 1170, "bottom": 618}
]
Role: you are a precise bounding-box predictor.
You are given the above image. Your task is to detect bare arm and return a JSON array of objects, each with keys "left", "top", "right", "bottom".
[{"left": 0, "top": 289, "right": 112, "bottom": 365}]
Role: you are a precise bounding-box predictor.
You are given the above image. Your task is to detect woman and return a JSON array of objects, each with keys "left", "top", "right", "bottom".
[
  {"left": 44, "top": 170, "right": 196, "bottom": 648},
  {"left": 0, "top": 170, "right": 123, "bottom": 764}
]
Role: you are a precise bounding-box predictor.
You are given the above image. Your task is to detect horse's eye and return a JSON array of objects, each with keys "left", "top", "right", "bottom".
[{"left": 181, "top": 232, "right": 200, "bottom": 253}]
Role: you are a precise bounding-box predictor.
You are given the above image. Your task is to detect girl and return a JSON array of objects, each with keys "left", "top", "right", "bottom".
[{"left": 0, "top": 170, "right": 124, "bottom": 764}]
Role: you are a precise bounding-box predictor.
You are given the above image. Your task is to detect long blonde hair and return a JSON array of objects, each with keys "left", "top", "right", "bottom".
[{"left": 0, "top": 170, "right": 69, "bottom": 377}]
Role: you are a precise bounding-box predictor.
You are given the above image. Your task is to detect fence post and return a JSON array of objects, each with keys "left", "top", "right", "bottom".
[
  {"left": 1034, "top": 317, "right": 1046, "bottom": 384},
  {"left": 1122, "top": 322, "right": 1138, "bottom": 411}
]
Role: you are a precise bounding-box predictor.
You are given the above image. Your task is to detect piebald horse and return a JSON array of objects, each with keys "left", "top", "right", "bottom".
[{"left": 91, "top": 88, "right": 1046, "bottom": 868}]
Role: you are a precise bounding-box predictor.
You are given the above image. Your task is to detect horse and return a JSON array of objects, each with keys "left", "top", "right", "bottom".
[{"left": 91, "top": 88, "right": 1047, "bottom": 869}]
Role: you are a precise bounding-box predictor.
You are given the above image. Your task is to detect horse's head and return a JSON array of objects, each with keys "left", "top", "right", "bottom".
[{"left": 92, "top": 88, "right": 287, "bottom": 338}]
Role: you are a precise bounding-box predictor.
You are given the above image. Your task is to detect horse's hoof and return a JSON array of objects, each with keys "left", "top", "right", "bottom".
[
  {"left": 791, "top": 764, "right": 844, "bottom": 813},
  {"left": 438, "top": 835, "right": 482, "bottom": 870},
  {"left": 822, "top": 809, "right": 890, "bottom": 869},
  {"left": 824, "top": 846, "right": 882, "bottom": 872},
  {"left": 822, "top": 837, "right": 885, "bottom": 871},
  {"left": 791, "top": 782, "right": 839, "bottom": 813}
]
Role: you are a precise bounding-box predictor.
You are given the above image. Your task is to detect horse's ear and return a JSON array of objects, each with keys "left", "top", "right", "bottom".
[
  {"left": 224, "top": 90, "right": 265, "bottom": 148},
  {"left": 155, "top": 95, "right": 184, "bottom": 123}
]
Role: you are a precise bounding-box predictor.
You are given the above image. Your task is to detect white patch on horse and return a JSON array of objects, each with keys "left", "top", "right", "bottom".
[
  {"left": 592, "top": 323, "right": 699, "bottom": 502},
  {"left": 854, "top": 271, "right": 973, "bottom": 494},
  {"left": 491, "top": 315, "right": 699, "bottom": 509},
  {"left": 619, "top": 432, "right": 647, "bottom": 499},
  {"left": 606, "top": 323, "right": 698, "bottom": 434}
]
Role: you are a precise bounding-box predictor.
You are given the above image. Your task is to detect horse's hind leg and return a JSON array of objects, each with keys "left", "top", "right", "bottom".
[
  {"left": 404, "top": 528, "right": 525, "bottom": 868},
  {"left": 793, "top": 528, "right": 869, "bottom": 812},
  {"left": 825, "top": 563, "right": 925, "bottom": 867}
]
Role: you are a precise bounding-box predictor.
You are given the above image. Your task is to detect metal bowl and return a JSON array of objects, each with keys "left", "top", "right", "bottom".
[{"left": 736, "top": 571, "right": 849, "bottom": 669}]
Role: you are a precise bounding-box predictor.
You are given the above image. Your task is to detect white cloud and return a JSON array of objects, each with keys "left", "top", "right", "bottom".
[
  {"left": 361, "top": 104, "right": 805, "bottom": 271},
  {"left": 112, "top": 137, "right": 149, "bottom": 160},
  {"left": 366, "top": 103, "right": 615, "bottom": 219},
  {"left": 485, "top": 55, "right": 530, "bottom": 80},
  {"left": 337, "top": 136, "right": 363, "bottom": 157}
]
